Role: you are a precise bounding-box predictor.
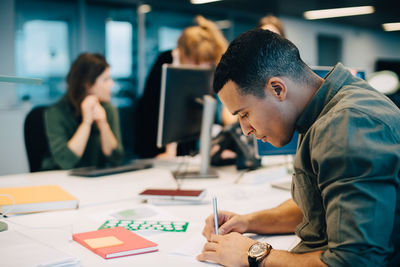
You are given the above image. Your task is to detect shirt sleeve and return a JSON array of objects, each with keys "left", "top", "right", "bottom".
[
  {"left": 311, "top": 109, "right": 399, "bottom": 266},
  {"left": 44, "top": 106, "right": 80, "bottom": 169},
  {"left": 104, "top": 103, "right": 124, "bottom": 166}
]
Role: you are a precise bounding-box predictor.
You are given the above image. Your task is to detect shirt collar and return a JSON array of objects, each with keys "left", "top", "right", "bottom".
[{"left": 295, "top": 62, "right": 354, "bottom": 134}]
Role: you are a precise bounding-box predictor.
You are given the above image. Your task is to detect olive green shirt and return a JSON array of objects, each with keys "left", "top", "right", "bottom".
[
  {"left": 41, "top": 96, "right": 124, "bottom": 170},
  {"left": 292, "top": 63, "right": 400, "bottom": 266}
]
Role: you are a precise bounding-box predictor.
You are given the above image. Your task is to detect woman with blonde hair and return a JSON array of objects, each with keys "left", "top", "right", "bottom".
[
  {"left": 134, "top": 15, "right": 228, "bottom": 159},
  {"left": 258, "top": 14, "right": 286, "bottom": 37},
  {"left": 174, "top": 15, "right": 227, "bottom": 65}
]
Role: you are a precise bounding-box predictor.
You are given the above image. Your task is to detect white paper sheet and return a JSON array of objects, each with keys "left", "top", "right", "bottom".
[
  {"left": 170, "top": 233, "right": 300, "bottom": 259},
  {"left": 0, "top": 230, "right": 80, "bottom": 267}
]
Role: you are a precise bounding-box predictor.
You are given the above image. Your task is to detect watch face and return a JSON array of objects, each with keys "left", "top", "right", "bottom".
[{"left": 249, "top": 242, "right": 267, "bottom": 257}]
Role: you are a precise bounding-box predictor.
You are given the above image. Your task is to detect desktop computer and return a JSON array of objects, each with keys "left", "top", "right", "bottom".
[
  {"left": 312, "top": 65, "right": 365, "bottom": 80},
  {"left": 157, "top": 64, "right": 218, "bottom": 178}
]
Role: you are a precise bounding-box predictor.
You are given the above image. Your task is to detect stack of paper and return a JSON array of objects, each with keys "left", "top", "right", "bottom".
[{"left": 0, "top": 230, "right": 80, "bottom": 267}]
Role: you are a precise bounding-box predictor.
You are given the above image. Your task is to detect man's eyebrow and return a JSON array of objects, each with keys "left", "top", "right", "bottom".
[{"left": 232, "top": 108, "right": 244, "bottom": 116}]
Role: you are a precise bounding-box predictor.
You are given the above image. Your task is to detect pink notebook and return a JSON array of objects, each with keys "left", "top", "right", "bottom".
[{"left": 73, "top": 227, "right": 158, "bottom": 259}]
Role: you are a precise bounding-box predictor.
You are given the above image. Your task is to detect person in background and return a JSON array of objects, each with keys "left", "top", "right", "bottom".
[
  {"left": 41, "top": 53, "right": 124, "bottom": 170},
  {"left": 198, "top": 29, "right": 400, "bottom": 266},
  {"left": 258, "top": 14, "right": 286, "bottom": 37},
  {"left": 134, "top": 15, "right": 229, "bottom": 159}
]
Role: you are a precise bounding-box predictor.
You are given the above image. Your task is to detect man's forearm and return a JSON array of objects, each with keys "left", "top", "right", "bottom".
[
  {"left": 262, "top": 249, "right": 327, "bottom": 267},
  {"left": 246, "top": 199, "right": 303, "bottom": 234}
]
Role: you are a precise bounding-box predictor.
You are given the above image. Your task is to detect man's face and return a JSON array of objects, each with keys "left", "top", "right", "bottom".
[{"left": 218, "top": 80, "right": 295, "bottom": 147}]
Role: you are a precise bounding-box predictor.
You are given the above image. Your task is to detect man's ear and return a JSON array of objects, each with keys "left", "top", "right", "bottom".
[{"left": 265, "top": 77, "right": 287, "bottom": 101}]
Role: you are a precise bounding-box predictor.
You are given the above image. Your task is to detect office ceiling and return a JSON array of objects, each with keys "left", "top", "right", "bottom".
[
  {"left": 196, "top": 0, "right": 397, "bottom": 30},
  {"left": 133, "top": 0, "right": 400, "bottom": 33},
  {"left": 88, "top": 0, "right": 399, "bottom": 33}
]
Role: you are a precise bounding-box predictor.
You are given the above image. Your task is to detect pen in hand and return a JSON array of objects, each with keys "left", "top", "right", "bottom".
[{"left": 213, "top": 196, "right": 219, "bottom": 235}]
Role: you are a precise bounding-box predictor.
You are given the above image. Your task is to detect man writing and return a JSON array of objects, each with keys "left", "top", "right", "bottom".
[{"left": 197, "top": 29, "right": 400, "bottom": 267}]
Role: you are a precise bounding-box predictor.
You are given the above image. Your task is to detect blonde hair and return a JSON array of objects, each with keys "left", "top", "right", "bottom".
[
  {"left": 258, "top": 15, "right": 286, "bottom": 37},
  {"left": 177, "top": 15, "right": 228, "bottom": 65}
]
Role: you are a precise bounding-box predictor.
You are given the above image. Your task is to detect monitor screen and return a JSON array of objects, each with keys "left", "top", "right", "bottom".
[
  {"left": 157, "top": 64, "right": 214, "bottom": 148},
  {"left": 312, "top": 66, "right": 366, "bottom": 80},
  {"left": 255, "top": 131, "right": 299, "bottom": 157}
]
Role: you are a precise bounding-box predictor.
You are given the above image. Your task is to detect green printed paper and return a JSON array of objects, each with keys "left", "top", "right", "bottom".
[{"left": 99, "top": 220, "right": 189, "bottom": 232}]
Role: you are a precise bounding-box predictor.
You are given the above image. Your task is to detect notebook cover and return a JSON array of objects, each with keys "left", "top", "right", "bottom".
[
  {"left": 73, "top": 227, "right": 158, "bottom": 259},
  {"left": 0, "top": 185, "right": 78, "bottom": 214},
  {"left": 139, "top": 189, "right": 204, "bottom": 197}
]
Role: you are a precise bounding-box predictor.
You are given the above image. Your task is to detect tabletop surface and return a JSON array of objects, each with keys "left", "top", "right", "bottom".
[{"left": 0, "top": 156, "right": 295, "bottom": 267}]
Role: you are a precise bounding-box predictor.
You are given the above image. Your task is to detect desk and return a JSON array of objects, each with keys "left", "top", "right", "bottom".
[{"left": 0, "top": 157, "right": 293, "bottom": 266}]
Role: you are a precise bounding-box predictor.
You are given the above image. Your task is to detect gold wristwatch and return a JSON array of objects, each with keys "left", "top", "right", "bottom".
[{"left": 248, "top": 242, "right": 272, "bottom": 267}]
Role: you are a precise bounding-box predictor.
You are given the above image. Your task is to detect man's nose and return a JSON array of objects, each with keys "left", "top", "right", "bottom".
[{"left": 239, "top": 118, "right": 254, "bottom": 136}]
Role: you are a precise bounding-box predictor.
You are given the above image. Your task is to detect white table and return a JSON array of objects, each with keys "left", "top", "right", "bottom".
[{"left": 0, "top": 157, "right": 294, "bottom": 267}]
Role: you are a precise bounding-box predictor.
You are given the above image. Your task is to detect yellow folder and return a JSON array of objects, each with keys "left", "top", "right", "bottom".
[{"left": 0, "top": 185, "right": 78, "bottom": 214}]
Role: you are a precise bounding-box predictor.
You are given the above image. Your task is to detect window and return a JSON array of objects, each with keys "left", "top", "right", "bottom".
[
  {"left": 16, "top": 20, "right": 70, "bottom": 78},
  {"left": 317, "top": 34, "right": 342, "bottom": 66},
  {"left": 158, "top": 26, "right": 182, "bottom": 52},
  {"left": 15, "top": 19, "right": 70, "bottom": 102},
  {"left": 106, "top": 20, "right": 133, "bottom": 78}
]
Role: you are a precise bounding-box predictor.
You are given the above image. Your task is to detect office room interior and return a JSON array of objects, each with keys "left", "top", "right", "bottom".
[
  {"left": 0, "top": 0, "right": 399, "bottom": 175},
  {"left": 1, "top": 0, "right": 400, "bottom": 266}
]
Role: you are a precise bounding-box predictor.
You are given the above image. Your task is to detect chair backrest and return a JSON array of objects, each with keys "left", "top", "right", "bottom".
[{"left": 24, "top": 106, "right": 48, "bottom": 172}]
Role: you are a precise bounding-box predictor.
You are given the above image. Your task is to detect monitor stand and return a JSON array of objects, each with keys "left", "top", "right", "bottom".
[{"left": 173, "top": 95, "right": 218, "bottom": 179}]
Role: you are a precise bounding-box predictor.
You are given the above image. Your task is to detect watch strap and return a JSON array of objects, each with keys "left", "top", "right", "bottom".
[{"left": 248, "top": 255, "right": 259, "bottom": 267}]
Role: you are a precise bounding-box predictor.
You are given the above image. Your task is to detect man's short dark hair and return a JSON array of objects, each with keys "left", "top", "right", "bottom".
[{"left": 213, "top": 28, "right": 309, "bottom": 97}]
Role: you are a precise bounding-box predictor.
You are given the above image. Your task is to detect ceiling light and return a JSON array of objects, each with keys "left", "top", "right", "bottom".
[
  {"left": 190, "top": 0, "right": 222, "bottom": 4},
  {"left": 304, "top": 6, "right": 374, "bottom": 20},
  {"left": 382, "top": 22, "right": 400, "bottom": 31}
]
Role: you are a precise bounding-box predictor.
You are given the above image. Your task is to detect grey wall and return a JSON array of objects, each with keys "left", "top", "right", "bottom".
[
  {"left": 0, "top": 0, "right": 17, "bottom": 108},
  {"left": 282, "top": 16, "right": 400, "bottom": 75},
  {"left": 0, "top": 0, "right": 31, "bottom": 175}
]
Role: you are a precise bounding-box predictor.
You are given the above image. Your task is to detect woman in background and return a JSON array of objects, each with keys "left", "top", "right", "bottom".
[
  {"left": 134, "top": 15, "right": 229, "bottom": 159},
  {"left": 41, "top": 53, "right": 124, "bottom": 170},
  {"left": 258, "top": 14, "right": 286, "bottom": 37}
]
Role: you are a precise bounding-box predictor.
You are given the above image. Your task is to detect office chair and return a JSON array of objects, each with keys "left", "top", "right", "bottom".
[{"left": 24, "top": 106, "right": 48, "bottom": 172}]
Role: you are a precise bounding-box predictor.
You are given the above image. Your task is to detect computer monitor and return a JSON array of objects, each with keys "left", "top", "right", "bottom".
[
  {"left": 157, "top": 64, "right": 218, "bottom": 178},
  {"left": 312, "top": 65, "right": 366, "bottom": 80},
  {"left": 254, "top": 65, "right": 365, "bottom": 158},
  {"left": 255, "top": 131, "right": 299, "bottom": 157}
]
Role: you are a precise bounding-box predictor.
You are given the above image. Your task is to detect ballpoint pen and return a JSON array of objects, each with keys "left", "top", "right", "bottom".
[{"left": 213, "top": 196, "right": 219, "bottom": 235}]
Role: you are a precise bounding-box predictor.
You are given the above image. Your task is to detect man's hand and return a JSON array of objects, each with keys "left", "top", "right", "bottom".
[
  {"left": 202, "top": 210, "right": 248, "bottom": 241},
  {"left": 198, "top": 234, "right": 327, "bottom": 267},
  {"left": 197, "top": 232, "right": 256, "bottom": 267}
]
